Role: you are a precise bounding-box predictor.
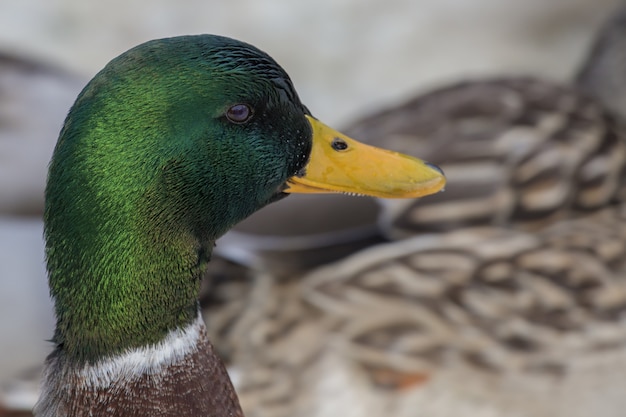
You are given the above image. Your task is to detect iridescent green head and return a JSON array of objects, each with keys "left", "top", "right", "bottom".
[
  {"left": 45, "top": 35, "right": 445, "bottom": 363},
  {"left": 45, "top": 35, "right": 314, "bottom": 362}
]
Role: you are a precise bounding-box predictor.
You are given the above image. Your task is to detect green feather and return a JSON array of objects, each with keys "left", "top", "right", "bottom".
[{"left": 45, "top": 35, "right": 311, "bottom": 363}]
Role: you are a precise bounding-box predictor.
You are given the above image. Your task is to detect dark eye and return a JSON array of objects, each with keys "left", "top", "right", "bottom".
[{"left": 226, "top": 104, "right": 253, "bottom": 124}]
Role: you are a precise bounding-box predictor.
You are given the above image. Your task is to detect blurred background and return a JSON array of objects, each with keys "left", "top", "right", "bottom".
[{"left": 0, "top": 0, "right": 624, "bottom": 415}]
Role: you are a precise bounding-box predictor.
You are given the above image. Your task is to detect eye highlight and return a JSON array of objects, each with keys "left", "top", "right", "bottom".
[{"left": 226, "top": 104, "right": 253, "bottom": 124}]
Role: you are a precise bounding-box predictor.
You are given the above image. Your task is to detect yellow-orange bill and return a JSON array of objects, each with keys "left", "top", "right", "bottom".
[{"left": 285, "top": 115, "right": 446, "bottom": 199}]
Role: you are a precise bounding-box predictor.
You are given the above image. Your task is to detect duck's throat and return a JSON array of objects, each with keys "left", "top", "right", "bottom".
[
  {"left": 35, "top": 314, "right": 244, "bottom": 417},
  {"left": 45, "top": 187, "right": 213, "bottom": 363}
]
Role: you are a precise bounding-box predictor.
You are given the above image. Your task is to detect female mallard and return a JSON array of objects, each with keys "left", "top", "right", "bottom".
[{"left": 33, "top": 35, "right": 444, "bottom": 417}]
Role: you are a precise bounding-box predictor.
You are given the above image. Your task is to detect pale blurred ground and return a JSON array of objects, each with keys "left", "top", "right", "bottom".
[{"left": 0, "top": 0, "right": 621, "bottom": 396}]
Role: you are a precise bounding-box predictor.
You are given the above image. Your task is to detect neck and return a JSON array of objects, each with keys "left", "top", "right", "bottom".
[
  {"left": 35, "top": 314, "right": 244, "bottom": 417},
  {"left": 44, "top": 105, "right": 219, "bottom": 363},
  {"left": 71, "top": 313, "right": 206, "bottom": 388},
  {"left": 45, "top": 187, "right": 212, "bottom": 363}
]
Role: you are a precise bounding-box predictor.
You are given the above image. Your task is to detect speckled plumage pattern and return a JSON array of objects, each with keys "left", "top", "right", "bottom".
[
  {"left": 209, "top": 207, "right": 626, "bottom": 417},
  {"left": 344, "top": 77, "right": 626, "bottom": 238}
]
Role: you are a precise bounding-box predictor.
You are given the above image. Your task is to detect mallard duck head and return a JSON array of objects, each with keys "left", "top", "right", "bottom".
[
  {"left": 49, "top": 35, "right": 443, "bottom": 243},
  {"left": 44, "top": 35, "right": 444, "bottom": 363}
]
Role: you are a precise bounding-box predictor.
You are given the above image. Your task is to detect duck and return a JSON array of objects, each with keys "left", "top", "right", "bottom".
[
  {"left": 32, "top": 34, "right": 445, "bottom": 417},
  {"left": 294, "top": 206, "right": 626, "bottom": 417},
  {"left": 224, "top": 206, "right": 626, "bottom": 417},
  {"left": 200, "top": 5, "right": 626, "bottom": 417},
  {"left": 344, "top": 76, "right": 626, "bottom": 240}
]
